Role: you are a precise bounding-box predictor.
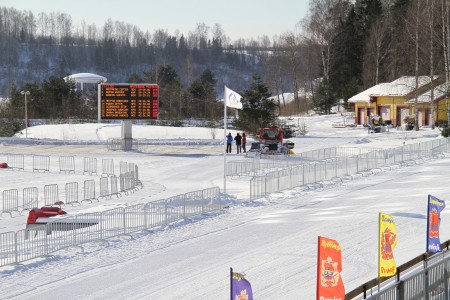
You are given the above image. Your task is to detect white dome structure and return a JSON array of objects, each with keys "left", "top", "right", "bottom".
[{"left": 64, "top": 73, "right": 107, "bottom": 90}]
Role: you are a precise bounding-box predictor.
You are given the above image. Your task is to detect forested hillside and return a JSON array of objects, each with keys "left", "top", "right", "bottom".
[{"left": 1, "top": 0, "right": 450, "bottom": 122}]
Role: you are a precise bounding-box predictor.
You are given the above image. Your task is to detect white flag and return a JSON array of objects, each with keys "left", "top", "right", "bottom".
[{"left": 224, "top": 86, "right": 243, "bottom": 109}]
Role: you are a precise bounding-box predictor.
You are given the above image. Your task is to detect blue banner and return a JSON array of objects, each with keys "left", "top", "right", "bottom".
[
  {"left": 427, "top": 194, "right": 446, "bottom": 253},
  {"left": 231, "top": 271, "right": 253, "bottom": 300}
]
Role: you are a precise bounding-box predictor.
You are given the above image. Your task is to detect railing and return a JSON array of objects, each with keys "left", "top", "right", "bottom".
[
  {"left": 0, "top": 154, "right": 141, "bottom": 215},
  {"left": 0, "top": 186, "right": 223, "bottom": 267},
  {"left": 249, "top": 139, "right": 450, "bottom": 200},
  {"left": 346, "top": 240, "right": 450, "bottom": 299}
]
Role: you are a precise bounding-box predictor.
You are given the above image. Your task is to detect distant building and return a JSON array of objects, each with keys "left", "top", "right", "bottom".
[
  {"left": 348, "top": 76, "right": 445, "bottom": 127},
  {"left": 64, "top": 73, "right": 107, "bottom": 90}
]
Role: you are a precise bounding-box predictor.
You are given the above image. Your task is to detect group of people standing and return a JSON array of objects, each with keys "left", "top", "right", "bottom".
[{"left": 226, "top": 132, "right": 247, "bottom": 154}]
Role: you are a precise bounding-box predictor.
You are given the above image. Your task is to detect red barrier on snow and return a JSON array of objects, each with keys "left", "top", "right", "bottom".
[{"left": 27, "top": 207, "right": 67, "bottom": 224}]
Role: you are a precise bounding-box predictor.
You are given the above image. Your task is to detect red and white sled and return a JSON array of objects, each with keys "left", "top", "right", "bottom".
[{"left": 26, "top": 207, "right": 98, "bottom": 235}]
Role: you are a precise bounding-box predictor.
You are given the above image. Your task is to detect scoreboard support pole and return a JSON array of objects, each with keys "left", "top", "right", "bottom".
[
  {"left": 97, "top": 84, "right": 101, "bottom": 123},
  {"left": 121, "top": 120, "right": 132, "bottom": 151}
]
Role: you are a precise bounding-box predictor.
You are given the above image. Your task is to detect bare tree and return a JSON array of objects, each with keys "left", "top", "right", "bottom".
[
  {"left": 428, "top": 0, "right": 436, "bottom": 129},
  {"left": 302, "top": 0, "right": 349, "bottom": 84},
  {"left": 442, "top": 0, "right": 450, "bottom": 126},
  {"left": 279, "top": 31, "right": 302, "bottom": 110},
  {"left": 414, "top": 0, "right": 420, "bottom": 130},
  {"left": 363, "top": 17, "right": 390, "bottom": 85}
]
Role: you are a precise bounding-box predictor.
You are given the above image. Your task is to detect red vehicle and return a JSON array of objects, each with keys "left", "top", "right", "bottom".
[
  {"left": 248, "top": 128, "right": 294, "bottom": 156},
  {"left": 260, "top": 128, "right": 284, "bottom": 154}
]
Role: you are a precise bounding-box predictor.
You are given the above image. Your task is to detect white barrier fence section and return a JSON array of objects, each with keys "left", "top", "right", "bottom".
[
  {"left": 65, "top": 182, "right": 79, "bottom": 205},
  {"left": 0, "top": 157, "right": 142, "bottom": 216},
  {"left": 0, "top": 167, "right": 135, "bottom": 214},
  {"left": 44, "top": 184, "right": 59, "bottom": 206},
  {"left": 1, "top": 189, "right": 18, "bottom": 216},
  {"left": 102, "top": 159, "right": 114, "bottom": 176},
  {"left": 110, "top": 175, "right": 121, "bottom": 197},
  {"left": 33, "top": 155, "right": 50, "bottom": 172},
  {"left": 120, "top": 161, "right": 128, "bottom": 175},
  {"left": 83, "top": 157, "right": 97, "bottom": 175},
  {"left": 83, "top": 180, "right": 96, "bottom": 202},
  {"left": 228, "top": 146, "right": 405, "bottom": 178},
  {"left": 134, "top": 164, "right": 142, "bottom": 187},
  {"left": 0, "top": 187, "right": 222, "bottom": 267},
  {"left": 23, "top": 187, "right": 38, "bottom": 210},
  {"left": 59, "top": 156, "right": 75, "bottom": 173},
  {"left": 2, "top": 153, "right": 105, "bottom": 175},
  {"left": 250, "top": 138, "right": 450, "bottom": 200},
  {"left": 99, "top": 177, "right": 109, "bottom": 199},
  {"left": 7, "top": 154, "right": 24, "bottom": 170}
]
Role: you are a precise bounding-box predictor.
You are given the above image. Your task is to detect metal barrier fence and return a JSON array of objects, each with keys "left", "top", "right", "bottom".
[
  {"left": 0, "top": 186, "right": 223, "bottom": 267},
  {"left": 33, "top": 155, "right": 50, "bottom": 172},
  {"left": 250, "top": 138, "right": 450, "bottom": 200},
  {"left": 83, "top": 157, "right": 97, "bottom": 175},
  {"left": 227, "top": 147, "right": 386, "bottom": 178},
  {"left": 65, "top": 182, "right": 79, "bottom": 205},
  {"left": 107, "top": 138, "right": 140, "bottom": 151},
  {"left": 347, "top": 244, "right": 450, "bottom": 300},
  {"left": 0, "top": 153, "right": 114, "bottom": 176},
  {"left": 44, "top": 184, "right": 59, "bottom": 206},
  {"left": 23, "top": 187, "right": 38, "bottom": 210},
  {"left": 0, "top": 162, "right": 141, "bottom": 215},
  {"left": 59, "top": 156, "right": 75, "bottom": 173},
  {"left": 7, "top": 154, "right": 24, "bottom": 170},
  {"left": 102, "top": 159, "right": 114, "bottom": 176},
  {"left": 1, "top": 189, "right": 18, "bottom": 216}
]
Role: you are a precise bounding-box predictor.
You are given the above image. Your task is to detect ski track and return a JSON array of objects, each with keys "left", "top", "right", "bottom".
[{"left": 0, "top": 119, "right": 447, "bottom": 299}]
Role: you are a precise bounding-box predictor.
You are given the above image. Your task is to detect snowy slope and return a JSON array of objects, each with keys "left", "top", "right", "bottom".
[{"left": 0, "top": 114, "right": 447, "bottom": 299}]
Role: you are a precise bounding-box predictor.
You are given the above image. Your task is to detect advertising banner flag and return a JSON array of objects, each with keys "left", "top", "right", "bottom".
[
  {"left": 316, "top": 236, "right": 345, "bottom": 300},
  {"left": 378, "top": 212, "right": 398, "bottom": 277},
  {"left": 224, "top": 86, "right": 243, "bottom": 109},
  {"left": 427, "top": 194, "right": 446, "bottom": 253},
  {"left": 230, "top": 268, "right": 253, "bottom": 300}
]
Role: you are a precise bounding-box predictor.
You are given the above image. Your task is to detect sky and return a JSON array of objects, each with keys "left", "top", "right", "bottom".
[
  {"left": 0, "top": 114, "right": 448, "bottom": 299},
  {"left": 2, "top": 0, "right": 309, "bottom": 40}
]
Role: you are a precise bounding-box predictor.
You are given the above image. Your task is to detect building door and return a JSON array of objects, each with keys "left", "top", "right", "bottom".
[
  {"left": 397, "top": 107, "right": 410, "bottom": 126},
  {"left": 425, "top": 108, "right": 431, "bottom": 126},
  {"left": 358, "top": 108, "right": 365, "bottom": 125},
  {"left": 379, "top": 106, "right": 390, "bottom": 123},
  {"left": 365, "top": 107, "right": 375, "bottom": 125},
  {"left": 418, "top": 109, "right": 423, "bottom": 127}
]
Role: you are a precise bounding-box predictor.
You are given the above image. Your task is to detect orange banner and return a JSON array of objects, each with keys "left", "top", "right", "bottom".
[
  {"left": 316, "top": 236, "right": 345, "bottom": 300},
  {"left": 378, "top": 212, "right": 398, "bottom": 277}
]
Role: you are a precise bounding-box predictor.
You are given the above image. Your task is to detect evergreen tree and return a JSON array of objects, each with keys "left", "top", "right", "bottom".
[
  {"left": 187, "top": 69, "right": 218, "bottom": 120},
  {"left": 328, "top": 0, "right": 383, "bottom": 104},
  {"left": 234, "top": 74, "right": 276, "bottom": 135}
]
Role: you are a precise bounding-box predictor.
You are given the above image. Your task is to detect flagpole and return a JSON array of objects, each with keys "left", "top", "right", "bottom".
[
  {"left": 230, "top": 267, "right": 233, "bottom": 300},
  {"left": 316, "top": 236, "right": 320, "bottom": 300},
  {"left": 224, "top": 86, "right": 227, "bottom": 193},
  {"left": 378, "top": 212, "right": 381, "bottom": 293}
]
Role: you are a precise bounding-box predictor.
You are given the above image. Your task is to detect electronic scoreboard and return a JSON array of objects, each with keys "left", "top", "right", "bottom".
[{"left": 99, "top": 84, "right": 158, "bottom": 120}]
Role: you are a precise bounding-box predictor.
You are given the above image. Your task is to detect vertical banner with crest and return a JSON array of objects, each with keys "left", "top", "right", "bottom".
[
  {"left": 427, "top": 194, "right": 446, "bottom": 253},
  {"left": 316, "top": 236, "right": 345, "bottom": 300},
  {"left": 378, "top": 212, "right": 398, "bottom": 277},
  {"left": 230, "top": 268, "right": 253, "bottom": 300}
]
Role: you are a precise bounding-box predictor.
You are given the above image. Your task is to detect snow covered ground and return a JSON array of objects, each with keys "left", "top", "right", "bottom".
[{"left": 0, "top": 114, "right": 448, "bottom": 299}]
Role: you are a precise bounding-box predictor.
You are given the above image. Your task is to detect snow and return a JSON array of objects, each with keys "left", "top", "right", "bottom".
[
  {"left": 0, "top": 114, "right": 448, "bottom": 299},
  {"left": 348, "top": 76, "right": 437, "bottom": 103}
]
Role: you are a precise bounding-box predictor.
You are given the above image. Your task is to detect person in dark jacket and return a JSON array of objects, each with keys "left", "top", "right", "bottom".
[
  {"left": 234, "top": 133, "right": 242, "bottom": 154},
  {"left": 242, "top": 132, "right": 247, "bottom": 153},
  {"left": 226, "top": 133, "right": 233, "bottom": 153}
]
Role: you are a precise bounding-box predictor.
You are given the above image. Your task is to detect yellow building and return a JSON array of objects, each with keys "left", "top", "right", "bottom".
[
  {"left": 348, "top": 76, "right": 441, "bottom": 127},
  {"left": 406, "top": 81, "right": 450, "bottom": 127}
]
